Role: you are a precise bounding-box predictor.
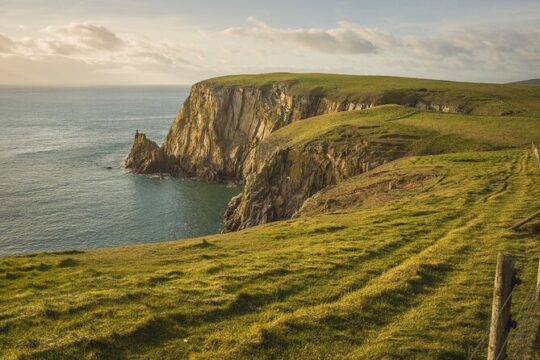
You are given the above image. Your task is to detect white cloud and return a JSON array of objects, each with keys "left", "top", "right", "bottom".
[
  {"left": 225, "top": 18, "right": 540, "bottom": 73},
  {"left": 0, "top": 22, "right": 195, "bottom": 68},
  {"left": 224, "top": 17, "right": 380, "bottom": 54},
  {"left": 401, "top": 26, "right": 540, "bottom": 71},
  {"left": 41, "top": 23, "right": 125, "bottom": 51}
]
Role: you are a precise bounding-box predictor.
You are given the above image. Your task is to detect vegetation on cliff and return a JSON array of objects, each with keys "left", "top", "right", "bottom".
[
  {"left": 209, "top": 73, "right": 540, "bottom": 116},
  {"left": 223, "top": 105, "right": 540, "bottom": 231}
]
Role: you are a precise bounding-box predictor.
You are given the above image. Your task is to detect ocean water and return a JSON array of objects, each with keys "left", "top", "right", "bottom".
[{"left": 0, "top": 86, "right": 240, "bottom": 256}]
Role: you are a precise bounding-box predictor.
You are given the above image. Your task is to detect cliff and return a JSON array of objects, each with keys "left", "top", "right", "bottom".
[
  {"left": 125, "top": 73, "right": 540, "bottom": 231},
  {"left": 223, "top": 106, "right": 424, "bottom": 231},
  {"left": 125, "top": 75, "right": 472, "bottom": 181},
  {"left": 222, "top": 126, "right": 406, "bottom": 231},
  {"left": 144, "top": 80, "right": 422, "bottom": 182}
]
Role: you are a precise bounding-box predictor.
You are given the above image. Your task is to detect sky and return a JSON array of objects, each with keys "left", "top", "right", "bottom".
[{"left": 0, "top": 0, "right": 539, "bottom": 85}]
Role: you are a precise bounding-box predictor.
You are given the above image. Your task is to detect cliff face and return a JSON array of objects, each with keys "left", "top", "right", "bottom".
[
  {"left": 158, "top": 81, "right": 382, "bottom": 182},
  {"left": 222, "top": 122, "right": 417, "bottom": 232},
  {"left": 125, "top": 80, "right": 462, "bottom": 182}
]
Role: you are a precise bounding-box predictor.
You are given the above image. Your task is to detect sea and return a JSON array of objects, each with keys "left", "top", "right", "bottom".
[{"left": 0, "top": 86, "right": 240, "bottom": 256}]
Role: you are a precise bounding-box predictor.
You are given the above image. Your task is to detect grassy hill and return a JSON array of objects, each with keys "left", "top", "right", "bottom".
[
  {"left": 1, "top": 75, "right": 540, "bottom": 359},
  {"left": 208, "top": 73, "right": 540, "bottom": 116},
  {"left": 511, "top": 79, "right": 540, "bottom": 85}
]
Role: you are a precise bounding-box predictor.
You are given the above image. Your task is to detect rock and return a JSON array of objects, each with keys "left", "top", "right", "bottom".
[
  {"left": 125, "top": 132, "right": 168, "bottom": 174},
  {"left": 106, "top": 166, "right": 113, "bottom": 170}
]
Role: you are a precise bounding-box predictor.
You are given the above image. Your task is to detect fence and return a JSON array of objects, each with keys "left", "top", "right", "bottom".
[
  {"left": 469, "top": 254, "right": 540, "bottom": 359},
  {"left": 469, "top": 143, "right": 540, "bottom": 358},
  {"left": 533, "top": 143, "right": 540, "bottom": 173}
]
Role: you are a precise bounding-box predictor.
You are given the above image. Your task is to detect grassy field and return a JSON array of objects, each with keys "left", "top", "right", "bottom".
[
  {"left": 206, "top": 73, "right": 540, "bottom": 116},
  {"left": 1, "top": 99, "right": 539, "bottom": 358},
  {"left": 264, "top": 105, "right": 540, "bottom": 152}
]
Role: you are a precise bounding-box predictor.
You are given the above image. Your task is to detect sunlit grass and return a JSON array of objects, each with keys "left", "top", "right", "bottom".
[
  {"left": 206, "top": 73, "right": 540, "bottom": 116},
  {"left": 1, "top": 149, "right": 538, "bottom": 359}
]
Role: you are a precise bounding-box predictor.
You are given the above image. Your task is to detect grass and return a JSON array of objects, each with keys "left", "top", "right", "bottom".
[
  {"left": 1, "top": 148, "right": 539, "bottom": 359},
  {"left": 263, "top": 105, "right": 540, "bottom": 152},
  {"left": 204, "top": 73, "right": 540, "bottom": 116}
]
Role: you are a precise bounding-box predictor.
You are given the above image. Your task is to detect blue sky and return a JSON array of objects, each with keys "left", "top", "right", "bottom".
[{"left": 0, "top": 0, "right": 539, "bottom": 84}]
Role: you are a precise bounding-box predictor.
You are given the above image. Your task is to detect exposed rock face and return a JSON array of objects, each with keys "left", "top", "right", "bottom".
[
  {"left": 159, "top": 81, "right": 379, "bottom": 182},
  {"left": 125, "top": 80, "right": 462, "bottom": 182},
  {"left": 124, "top": 77, "right": 473, "bottom": 231},
  {"left": 222, "top": 125, "right": 414, "bottom": 232},
  {"left": 125, "top": 132, "right": 168, "bottom": 174}
]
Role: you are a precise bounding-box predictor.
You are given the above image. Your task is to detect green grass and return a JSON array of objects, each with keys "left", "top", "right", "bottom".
[
  {"left": 1, "top": 149, "right": 539, "bottom": 359},
  {"left": 204, "top": 73, "right": 540, "bottom": 116},
  {"left": 264, "top": 105, "right": 540, "bottom": 151},
  {"left": 253, "top": 106, "right": 539, "bottom": 186},
  {"left": 2, "top": 74, "right": 540, "bottom": 359}
]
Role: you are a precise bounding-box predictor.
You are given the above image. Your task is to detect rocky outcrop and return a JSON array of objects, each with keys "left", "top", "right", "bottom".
[
  {"left": 223, "top": 124, "right": 416, "bottom": 232},
  {"left": 158, "top": 81, "right": 379, "bottom": 182},
  {"left": 125, "top": 131, "right": 168, "bottom": 174}
]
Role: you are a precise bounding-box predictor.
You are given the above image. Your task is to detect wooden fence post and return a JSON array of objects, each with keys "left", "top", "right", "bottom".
[
  {"left": 487, "top": 253, "right": 515, "bottom": 360},
  {"left": 536, "top": 258, "right": 540, "bottom": 302}
]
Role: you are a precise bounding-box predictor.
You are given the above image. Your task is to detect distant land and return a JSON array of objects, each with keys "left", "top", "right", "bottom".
[{"left": 510, "top": 78, "right": 540, "bottom": 85}]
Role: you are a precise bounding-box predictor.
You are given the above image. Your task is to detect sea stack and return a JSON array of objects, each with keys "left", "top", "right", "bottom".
[{"left": 125, "top": 131, "right": 166, "bottom": 174}]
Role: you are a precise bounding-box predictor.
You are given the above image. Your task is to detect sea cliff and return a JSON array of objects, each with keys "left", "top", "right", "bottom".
[{"left": 125, "top": 73, "right": 538, "bottom": 231}]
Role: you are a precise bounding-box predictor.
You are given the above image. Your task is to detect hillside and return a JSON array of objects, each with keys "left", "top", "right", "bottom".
[
  {"left": 2, "top": 74, "right": 540, "bottom": 359},
  {"left": 511, "top": 79, "right": 540, "bottom": 85},
  {"left": 1, "top": 149, "right": 539, "bottom": 359},
  {"left": 223, "top": 105, "right": 540, "bottom": 231},
  {"left": 125, "top": 72, "right": 540, "bottom": 231}
]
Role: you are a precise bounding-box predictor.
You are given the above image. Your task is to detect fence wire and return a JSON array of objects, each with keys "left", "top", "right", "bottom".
[{"left": 469, "top": 258, "right": 539, "bottom": 360}]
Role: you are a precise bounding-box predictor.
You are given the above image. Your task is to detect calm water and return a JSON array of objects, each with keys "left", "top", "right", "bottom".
[{"left": 0, "top": 86, "right": 240, "bottom": 256}]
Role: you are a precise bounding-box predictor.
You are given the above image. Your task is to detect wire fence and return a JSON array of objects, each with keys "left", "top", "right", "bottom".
[{"left": 469, "top": 257, "right": 539, "bottom": 360}]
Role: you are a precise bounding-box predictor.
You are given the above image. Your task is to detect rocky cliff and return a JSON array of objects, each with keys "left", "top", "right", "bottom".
[
  {"left": 125, "top": 77, "right": 467, "bottom": 182},
  {"left": 125, "top": 73, "right": 536, "bottom": 231},
  {"left": 222, "top": 122, "right": 417, "bottom": 231},
  {"left": 149, "top": 81, "right": 391, "bottom": 182}
]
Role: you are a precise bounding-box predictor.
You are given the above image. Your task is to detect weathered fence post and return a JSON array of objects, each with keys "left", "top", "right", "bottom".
[
  {"left": 536, "top": 258, "right": 540, "bottom": 302},
  {"left": 487, "top": 253, "right": 515, "bottom": 360}
]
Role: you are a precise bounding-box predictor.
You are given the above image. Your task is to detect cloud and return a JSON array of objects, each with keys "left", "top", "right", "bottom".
[
  {"left": 224, "top": 17, "right": 380, "bottom": 54},
  {"left": 0, "top": 22, "right": 194, "bottom": 68},
  {"left": 2, "top": 19, "right": 539, "bottom": 85},
  {"left": 0, "top": 34, "right": 15, "bottom": 54},
  {"left": 41, "top": 23, "right": 125, "bottom": 51},
  {"left": 225, "top": 18, "right": 540, "bottom": 72},
  {"left": 400, "top": 27, "right": 540, "bottom": 70}
]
